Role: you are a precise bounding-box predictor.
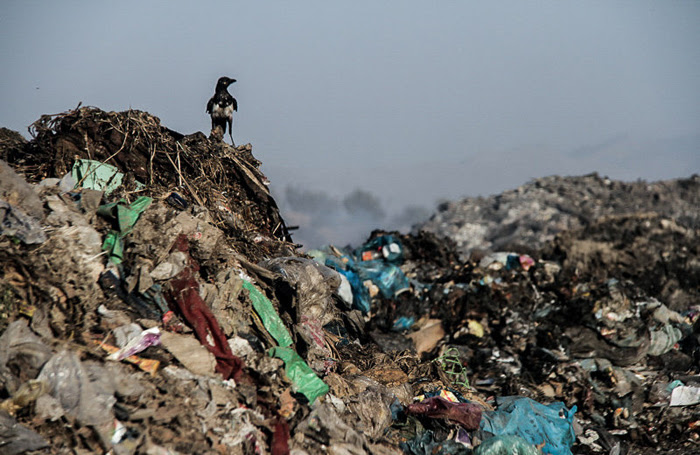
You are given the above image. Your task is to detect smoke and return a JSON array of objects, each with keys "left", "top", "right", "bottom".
[
  {"left": 275, "top": 185, "right": 431, "bottom": 250},
  {"left": 342, "top": 189, "right": 385, "bottom": 222}
]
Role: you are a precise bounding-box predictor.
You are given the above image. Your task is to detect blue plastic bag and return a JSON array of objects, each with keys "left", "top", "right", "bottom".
[
  {"left": 480, "top": 397, "right": 576, "bottom": 455},
  {"left": 356, "top": 234, "right": 404, "bottom": 263},
  {"left": 354, "top": 260, "right": 410, "bottom": 299},
  {"left": 327, "top": 262, "right": 372, "bottom": 314}
]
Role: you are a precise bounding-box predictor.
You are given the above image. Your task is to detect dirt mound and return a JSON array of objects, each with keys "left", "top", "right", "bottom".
[{"left": 418, "top": 173, "right": 700, "bottom": 259}]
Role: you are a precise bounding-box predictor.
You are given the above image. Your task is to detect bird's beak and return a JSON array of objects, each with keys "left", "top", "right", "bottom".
[{"left": 230, "top": 78, "right": 237, "bottom": 83}]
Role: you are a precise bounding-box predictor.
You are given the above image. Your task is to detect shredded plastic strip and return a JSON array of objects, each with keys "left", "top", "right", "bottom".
[
  {"left": 242, "top": 280, "right": 293, "bottom": 348},
  {"left": 270, "top": 346, "right": 329, "bottom": 404}
]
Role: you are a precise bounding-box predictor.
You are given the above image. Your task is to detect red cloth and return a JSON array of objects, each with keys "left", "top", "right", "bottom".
[
  {"left": 271, "top": 418, "right": 290, "bottom": 455},
  {"left": 165, "top": 234, "right": 245, "bottom": 381},
  {"left": 407, "top": 396, "right": 483, "bottom": 430}
]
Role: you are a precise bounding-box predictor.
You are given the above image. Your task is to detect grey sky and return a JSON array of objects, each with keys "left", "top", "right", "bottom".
[{"left": 1, "top": 1, "right": 699, "bottom": 247}]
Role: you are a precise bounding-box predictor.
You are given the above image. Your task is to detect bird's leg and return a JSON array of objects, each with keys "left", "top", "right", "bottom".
[{"left": 228, "top": 119, "right": 235, "bottom": 147}]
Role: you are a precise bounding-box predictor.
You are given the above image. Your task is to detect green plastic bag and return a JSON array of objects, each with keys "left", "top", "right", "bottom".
[
  {"left": 72, "top": 159, "right": 145, "bottom": 195},
  {"left": 98, "top": 196, "right": 152, "bottom": 264},
  {"left": 71, "top": 159, "right": 123, "bottom": 195},
  {"left": 242, "top": 280, "right": 293, "bottom": 348},
  {"left": 270, "top": 346, "right": 329, "bottom": 404}
]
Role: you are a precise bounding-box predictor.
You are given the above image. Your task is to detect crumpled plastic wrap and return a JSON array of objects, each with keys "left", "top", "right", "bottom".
[
  {"left": 479, "top": 397, "right": 576, "bottom": 455},
  {"left": 261, "top": 256, "right": 341, "bottom": 326},
  {"left": 35, "top": 350, "right": 116, "bottom": 426}
]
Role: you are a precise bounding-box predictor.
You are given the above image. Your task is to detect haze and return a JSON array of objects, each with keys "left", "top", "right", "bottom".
[{"left": 1, "top": 1, "right": 698, "bottom": 247}]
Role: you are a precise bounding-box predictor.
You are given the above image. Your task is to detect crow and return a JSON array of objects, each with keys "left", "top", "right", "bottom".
[{"left": 206, "top": 76, "right": 237, "bottom": 145}]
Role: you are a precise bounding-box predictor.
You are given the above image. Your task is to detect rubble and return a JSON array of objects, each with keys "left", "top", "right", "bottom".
[{"left": 1, "top": 107, "right": 699, "bottom": 454}]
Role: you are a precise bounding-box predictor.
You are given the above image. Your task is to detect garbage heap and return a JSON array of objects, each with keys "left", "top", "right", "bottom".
[
  {"left": 418, "top": 172, "right": 700, "bottom": 258},
  {"left": 1, "top": 107, "right": 699, "bottom": 455}
]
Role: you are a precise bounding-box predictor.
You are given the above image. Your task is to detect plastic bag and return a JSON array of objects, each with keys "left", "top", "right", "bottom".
[
  {"left": 400, "top": 430, "right": 471, "bottom": 455},
  {"left": 36, "top": 350, "right": 116, "bottom": 426},
  {"left": 0, "top": 412, "right": 49, "bottom": 455},
  {"left": 356, "top": 234, "right": 404, "bottom": 263},
  {"left": 474, "top": 435, "right": 541, "bottom": 455},
  {"left": 261, "top": 256, "right": 340, "bottom": 325},
  {"left": 480, "top": 397, "right": 576, "bottom": 455},
  {"left": 269, "top": 346, "right": 329, "bottom": 404},
  {"left": 354, "top": 260, "right": 410, "bottom": 299},
  {"left": 332, "top": 266, "right": 371, "bottom": 313},
  {"left": 98, "top": 196, "right": 152, "bottom": 264},
  {"left": 0, "top": 201, "right": 47, "bottom": 244},
  {"left": 242, "top": 280, "right": 293, "bottom": 348},
  {"left": 0, "top": 320, "right": 52, "bottom": 394}
]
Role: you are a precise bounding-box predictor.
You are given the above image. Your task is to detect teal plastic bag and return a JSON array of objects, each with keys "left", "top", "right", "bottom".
[
  {"left": 270, "top": 346, "right": 329, "bottom": 404},
  {"left": 72, "top": 159, "right": 145, "bottom": 195},
  {"left": 356, "top": 234, "right": 404, "bottom": 263},
  {"left": 480, "top": 397, "right": 576, "bottom": 455},
  {"left": 355, "top": 260, "right": 410, "bottom": 299},
  {"left": 72, "top": 159, "right": 124, "bottom": 195},
  {"left": 475, "top": 435, "right": 541, "bottom": 455}
]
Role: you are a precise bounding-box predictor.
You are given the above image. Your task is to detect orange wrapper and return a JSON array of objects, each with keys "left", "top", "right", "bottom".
[{"left": 93, "top": 340, "right": 160, "bottom": 376}]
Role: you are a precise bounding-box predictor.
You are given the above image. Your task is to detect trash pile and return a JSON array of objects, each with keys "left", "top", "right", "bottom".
[
  {"left": 1, "top": 107, "right": 699, "bottom": 455},
  {"left": 418, "top": 173, "right": 700, "bottom": 258}
]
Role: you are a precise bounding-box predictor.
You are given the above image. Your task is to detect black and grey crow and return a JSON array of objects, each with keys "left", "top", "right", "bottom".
[{"left": 206, "top": 76, "right": 237, "bottom": 145}]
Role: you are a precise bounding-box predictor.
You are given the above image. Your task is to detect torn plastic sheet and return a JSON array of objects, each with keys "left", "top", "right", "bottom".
[
  {"left": 269, "top": 346, "right": 329, "bottom": 404},
  {"left": 165, "top": 234, "right": 245, "bottom": 381},
  {"left": 670, "top": 385, "right": 700, "bottom": 407},
  {"left": 480, "top": 397, "right": 576, "bottom": 455},
  {"left": 98, "top": 269, "right": 163, "bottom": 320},
  {"left": 0, "top": 200, "right": 46, "bottom": 244},
  {"left": 648, "top": 324, "right": 683, "bottom": 356},
  {"left": 35, "top": 350, "right": 116, "bottom": 426},
  {"left": 71, "top": 159, "right": 143, "bottom": 195},
  {"left": 474, "top": 435, "right": 541, "bottom": 455},
  {"left": 98, "top": 196, "right": 152, "bottom": 264},
  {"left": 0, "top": 411, "right": 49, "bottom": 455},
  {"left": 242, "top": 280, "right": 293, "bottom": 348},
  {"left": 261, "top": 256, "right": 340, "bottom": 325}
]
